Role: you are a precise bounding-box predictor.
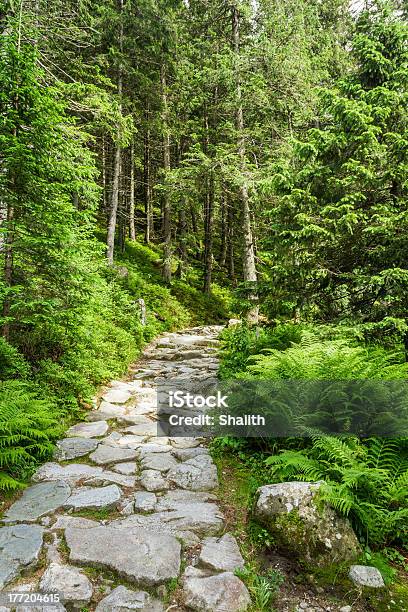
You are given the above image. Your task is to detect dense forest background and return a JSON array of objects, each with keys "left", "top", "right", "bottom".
[{"left": 1, "top": 0, "right": 408, "bottom": 595}]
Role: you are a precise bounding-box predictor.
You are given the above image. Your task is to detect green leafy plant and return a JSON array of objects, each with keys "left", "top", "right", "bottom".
[
  {"left": 236, "top": 566, "right": 283, "bottom": 611},
  {"left": 266, "top": 435, "right": 408, "bottom": 548},
  {"left": 0, "top": 381, "right": 62, "bottom": 491}
]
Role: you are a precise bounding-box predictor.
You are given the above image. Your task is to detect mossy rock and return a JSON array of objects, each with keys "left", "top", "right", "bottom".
[{"left": 255, "top": 481, "right": 361, "bottom": 568}]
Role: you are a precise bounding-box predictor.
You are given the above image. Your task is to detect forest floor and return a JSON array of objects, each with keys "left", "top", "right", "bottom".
[{"left": 0, "top": 326, "right": 386, "bottom": 611}]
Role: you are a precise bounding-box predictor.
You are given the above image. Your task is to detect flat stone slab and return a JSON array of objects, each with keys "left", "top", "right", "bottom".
[
  {"left": 66, "top": 421, "right": 108, "bottom": 438},
  {"left": 182, "top": 567, "right": 250, "bottom": 612},
  {"left": 113, "top": 462, "right": 137, "bottom": 475},
  {"left": 155, "top": 490, "right": 217, "bottom": 510},
  {"left": 64, "top": 485, "right": 122, "bottom": 510},
  {"left": 4, "top": 481, "right": 71, "bottom": 523},
  {"left": 349, "top": 565, "right": 385, "bottom": 588},
  {"left": 39, "top": 562, "right": 93, "bottom": 607},
  {"left": 119, "top": 502, "right": 223, "bottom": 538},
  {"left": 33, "top": 463, "right": 103, "bottom": 485},
  {"left": 0, "top": 524, "right": 44, "bottom": 588},
  {"left": 102, "top": 389, "right": 132, "bottom": 404},
  {"left": 95, "top": 586, "right": 164, "bottom": 612},
  {"left": 123, "top": 422, "right": 157, "bottom": 437},
  {"left": 138, "top": 444, "right": 172, "bottom": 457},
  {"left": 94, "top": 401, "right": 127, "bottom": 417},
  {"left": 170, "top": 437, "right": 200, "bottom": 449},
  {"left": 83, "top": 470, "right": 135, "bottom": 488},
  {"left": 172, "top": 447, "right": 209, "bottom": 461},
  {"left": 89, "top": 445, "right": 137, "bottom": 465},
  {"left": 141, "top": 453, "right": 178, "bottom": 473},
  {"left": 134, "top": 492, "right": 157, "bottom": 512},
  {"left": 54, "top": 437, "right": 98, "bottom": 460},
  {"left": 65, "top": 524, "right": 181, "bottom": 585},
  {"left": 199, "top": 533, "right": 244, "bottom": 572},
  {"left": 140, "top": 470, "right": 169, "bottom": 492},
  {"left": 52, "top": 516, "right": 100, "bottom": 530},
  {"left": 167, "top": 458, "right": 218, "bottom": 491},
  {"left": 114, "top": 434, "right": 147, "bottom": 449}
]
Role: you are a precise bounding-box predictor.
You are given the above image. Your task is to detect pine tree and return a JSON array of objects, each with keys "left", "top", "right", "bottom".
[{"left": 267, "top": 1, "right": 408, "bottom": 340}]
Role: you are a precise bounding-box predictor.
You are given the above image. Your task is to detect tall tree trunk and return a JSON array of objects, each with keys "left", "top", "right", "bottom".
[
  {"left": 161, "top": 64, "right": 172, "bottom": 283},
  {"left": 102, "top": 135, "right": 107, "bottom": 214},
  {"left": 227, "top": 200, "right": 236, "bottom": 285},
  {"left": 203, "top": 173, "right": 214, "bottom": 294},
  {"left": 232, "top": 4, "right": 258, "bottom": 322},
  {"left": 106, "top": 0, "right": 123, "bottom": 265},
  {"left": 144, "top": 105, "right": 154, "bottom": 243},
  {"left": 203, "top": 110, "right": 214, "bottom": 294},
  {"left": 177, "top": 207, "right": 187, "bottom": 278},
  {"left": 129, "top": 139, "right": 136, "bottom": 241},
  {"left": 219, "top": 193, "right": 227, "bottom": 268}
]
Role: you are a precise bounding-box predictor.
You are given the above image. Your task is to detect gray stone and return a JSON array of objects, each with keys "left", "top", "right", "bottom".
[
  {"left": 66, "top": 421, "right": 108, "bottom": 438},
  {"left": 167, "top": 459, "right": 218, "bottom": 492},
  {"left": 64, "top": 485, "right": 122, "bottom": 510},
  {"left": 96, "top": 400, "right": 127, "bottom": 417},
  {"left": 138, "top": 444, "right": 172, "bottom": 457},
  {"left": 114, "top": 434, "right": 147, "bottom": 448},
  {"left": 83, "top": 470, "right": 135, "bottom": 488},
  {"left": 340, "top": 607, "right": 352, "bottom": 612},
  {"left": 33, "top": 462, "right": 103, "bottom": 485},
  {"left": 89, "top": 445, "right": 137, "bottom": 465},
  {"left": 134, "top": 492, "right": 157, "bottom": 512},
  {"left": 113, "top": 462, "right": 137, "bottom": 475},
  {"left": 141, "top": 453, "right": 178, "bottom": 472},
  {"left": 122, "top": 421, "right": 157, "bottom": 437},
  {"left": 0, "top": 524, "right": 44, "bottom": 588},
  {"left": 140, "top": 470, "right": 169, "bottom": 492},
  {"left": 52, "top": 516, "right": 100, "bottom": 530},
  {"left": 98, "top": 431, "right": 124, "bottom": 446},
  {"left": 117, "top": 415, "right": 157, "bottom": 428},
  {"left": 170, "top": 437, "right": 200, "bottom": 449},
  {"left": 54, "top": 437, "right": 98, "bottom": 460},
  {"left": 65, "top": 524, "right": 181, "bottom": 585},
  {"left": 155, "top": 490, "right": 217, "bottom": 510},
  {"left": 39, "top": 563, "right": 93, "bottom": 607},
  {"left": 119, "top": 502, "right": 223, "bottom": 538},
  {"left": 199, "top": 533, "right": 244, "bottom": 572},
  {"left": 255, "top": 482, "right": 361, "bottom": 567},
  {"left": 4, "top": 481, "right": 71, "bottom": 523},
  {"left": 182, "top": 566, "right": 250, "bottom": 612},
  {"left": 95, "top": 586, "right": 164, "bottom": 612},
  {"left": 102, "top": 388, "right": 132, "bottom": 404},
  {"left": 348, "top": 565, "right": 385, "bottom": 588},
  {"left": 172, "top": 447, "right": 209, "bottom": 461}
]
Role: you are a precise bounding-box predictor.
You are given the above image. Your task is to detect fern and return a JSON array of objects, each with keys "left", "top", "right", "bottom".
[
  {"left": 266, "top": 435, "right": 408, "bottom": 547},
  {"left": 0, "top": 381, "right": 62, "bottom": 491}
]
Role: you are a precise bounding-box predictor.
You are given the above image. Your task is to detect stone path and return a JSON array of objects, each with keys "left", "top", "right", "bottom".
[{"left": 0, "top": 326, "right": 251, "bottom": 611}]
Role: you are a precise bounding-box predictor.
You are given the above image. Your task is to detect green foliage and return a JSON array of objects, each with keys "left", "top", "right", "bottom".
[
  {"left": 236, "top": 566, "right": 283, "bottom": 612},
  {"left": 246, "top": 331, "right": 408, "bottom": 380},
  {"left": 265, "top": 3, "right": 408, "bottom": 333},
  {"left": 265, "top": 435, "right": 408, "bottom": 548},
  {"left": 218, "top": 323, "right": 303, "bottom": 378},
  {"left": 0, "top": 381, "right": 62, "bottom": 491}
]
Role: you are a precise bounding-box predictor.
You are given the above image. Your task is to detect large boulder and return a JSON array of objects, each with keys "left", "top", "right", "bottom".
[{"left": 255, "top": 482, "right": 360, "bottom": 567}]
